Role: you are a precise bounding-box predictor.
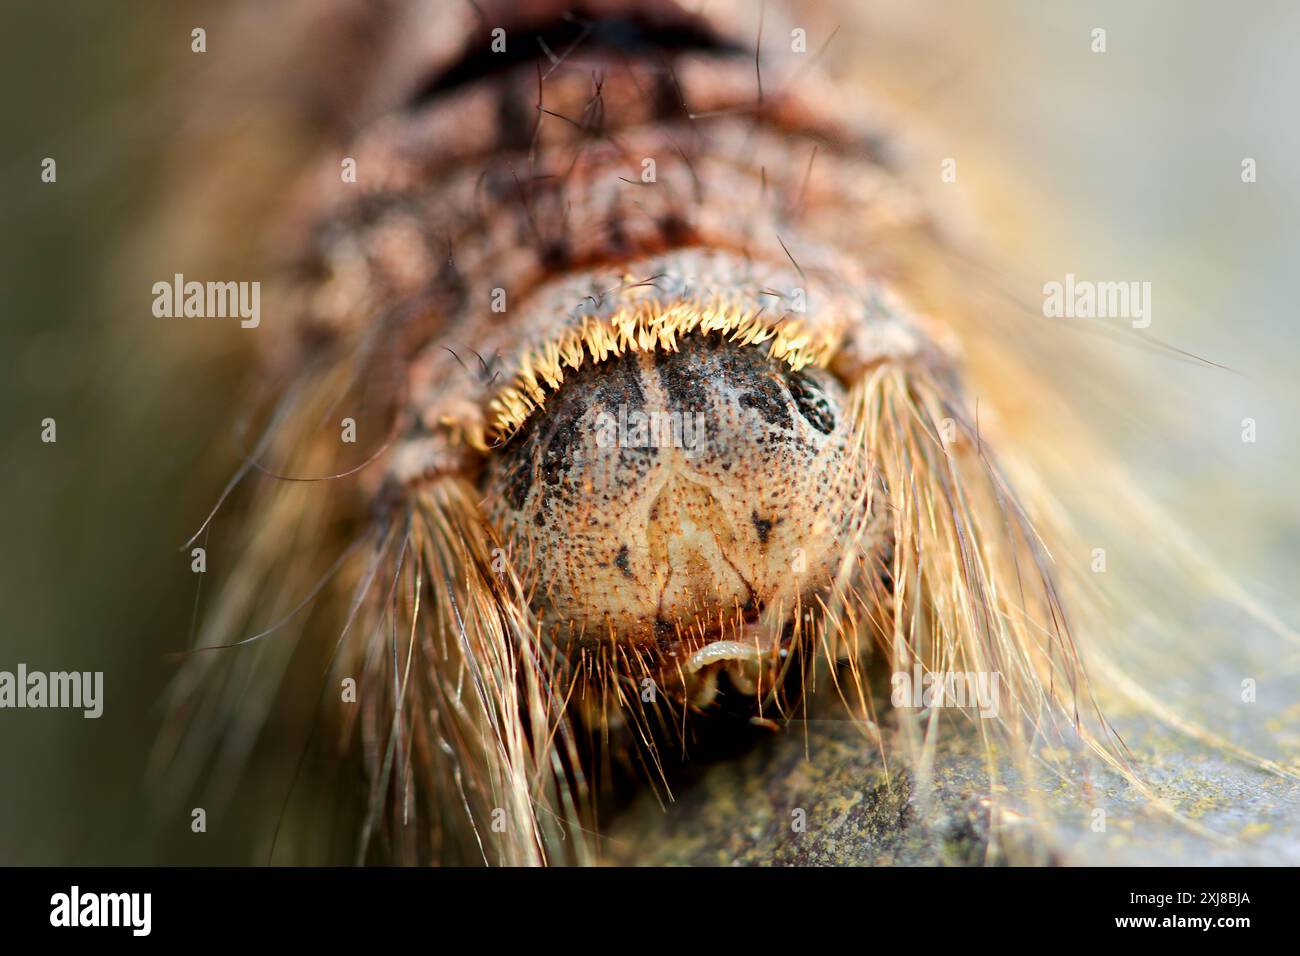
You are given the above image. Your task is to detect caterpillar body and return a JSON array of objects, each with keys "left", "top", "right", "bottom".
[{"left": 155, "top": 0, "right": 1295, "bottom": 866}]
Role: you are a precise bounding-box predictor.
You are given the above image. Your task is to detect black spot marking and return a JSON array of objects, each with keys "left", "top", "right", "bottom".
[
  {"left": 495, "top": 350, "right": 653, "bottom": 523},
  {"left": 593, "top": 351, "right": 646, "bottom": 414},
  {"left": 658, "top": 212, "right": 692, "bottom": 245},
  {"left": 540, "top": 406, "right": 581, "bottom": 486},
  {"left": 739, "top": 389, "right": 790, "bottom": 429},
  {"left": 540, "top": 237, "right": 572, "bottom": 270},
  {"left": 499, "top": 412, "right": 540, "bottom": 510},
  {"left": 654, "top": 618, "right": 677, "bottom": 646},
  {"left": 615, "top": 544, "right": 633, "bottom": 578},
  {"left": 653, "top": 69, "right": 682, "bottom": 120},
  {"left": 717, "top": 344, "right": 793, "bottom": 429},
  {"left": 495, "top": 80, "right": 534, "bottom": 151},
  {"left": 504, "top": 460, "right": 533, "bottom": 511},
  {"left": 751, "top": 511, "right": 772, "bottom": 544},
  {"left": 655, "top": 338, "right": 711, "bottom": 413},
  {"left": 785, "top": 370, "right": 836, "bottom": 435}
]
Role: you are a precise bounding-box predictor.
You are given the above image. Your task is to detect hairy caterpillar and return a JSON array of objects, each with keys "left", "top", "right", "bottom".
[{"left": 151, "top": 0, "right": 1297, "bottom": 866}]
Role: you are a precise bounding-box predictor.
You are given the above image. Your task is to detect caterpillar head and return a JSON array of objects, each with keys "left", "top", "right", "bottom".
[{"left": 486, "top": 327, "right": 870, "bottom": 705}]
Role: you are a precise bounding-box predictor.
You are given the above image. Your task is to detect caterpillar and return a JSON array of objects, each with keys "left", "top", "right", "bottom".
[{"left": 152, "top": 0, "right": 1298, "bottom": 866}]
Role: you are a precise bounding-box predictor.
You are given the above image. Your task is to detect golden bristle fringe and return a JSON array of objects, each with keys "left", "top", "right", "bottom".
[{"left": 486, "top": 298, "right": 840, "bottom": 442}]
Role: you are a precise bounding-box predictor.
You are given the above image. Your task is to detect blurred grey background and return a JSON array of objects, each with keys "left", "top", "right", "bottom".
[{"left": 1, "top": 1, "right": 1296, "bottom": 864}]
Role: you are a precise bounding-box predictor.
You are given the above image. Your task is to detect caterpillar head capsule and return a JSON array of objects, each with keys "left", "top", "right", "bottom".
[{"left": 487, "top": 327, "right": 867, "bottom": 702}]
